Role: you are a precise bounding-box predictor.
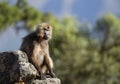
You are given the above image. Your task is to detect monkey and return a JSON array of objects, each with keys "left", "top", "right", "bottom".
[{"left": 20, "top": 23, "right": 56, "bottom": 80}]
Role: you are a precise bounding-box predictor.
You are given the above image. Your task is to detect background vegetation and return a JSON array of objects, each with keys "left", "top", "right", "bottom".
[{"left": 0, "top": 0, "right": 120, "bottom": 84}]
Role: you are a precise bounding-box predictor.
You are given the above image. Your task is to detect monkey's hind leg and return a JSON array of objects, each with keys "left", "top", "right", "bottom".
[
  {"left": 30, "top": 56, "right": 46, "bottom": 80},
  {"left": 45, "top": 55, "right": 56, "bottom": 78}
]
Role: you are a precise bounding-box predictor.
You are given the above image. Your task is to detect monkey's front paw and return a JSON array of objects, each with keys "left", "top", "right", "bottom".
[
  {"left": 36, "top": 74, "right": 46, "bottom": 80},
  {"left": 50, "top": 73, "right": 57, "bottom": 78},
  {"left": 40, "top": 74, "right": 46, "bottom": 80},
  {"left": 52, "top": 75, "right": 57, "bottom": 78}
]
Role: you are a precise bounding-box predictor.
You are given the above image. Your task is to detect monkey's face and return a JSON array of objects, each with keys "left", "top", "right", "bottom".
[{"left": 36, "top": 23, "right": 52, "bottom": 40}]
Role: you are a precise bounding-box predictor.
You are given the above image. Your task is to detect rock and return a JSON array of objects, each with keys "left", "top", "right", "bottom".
[
  {"left": 30, "top": 78, "right": 61, "bottom": 84},
  {"left": 0, "top": 50, "right": 37, "bottom": 83},
  {"left": 0, "top": 50, "right": 61, "bottom": 84}
]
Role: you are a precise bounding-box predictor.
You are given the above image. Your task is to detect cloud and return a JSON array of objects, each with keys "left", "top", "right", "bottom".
[
  {"left": 98, "top": 0, "right": 120, "bottom": 16},
  {"left": 27, "top": 0, "right": 48, "bottom": 9},
  {"left": 26, "top": 0, "right": 77, "bottom": 17},
  {"left": 60, "top": 0, "right": 77, "bottom": 16}
]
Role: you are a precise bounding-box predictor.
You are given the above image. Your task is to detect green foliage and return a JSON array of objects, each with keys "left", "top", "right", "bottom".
[
  {"left": 23, "top": 7, "right": 42, "bottom": 31},
  {"left": 0, "top": 0, "right": 120, "bottom": 84},
  {"left": 96, "top": 13, "right": 119, "bottom": 30},
  {"left": 0, "top": 2, "right": 23, "bottom": 31}
]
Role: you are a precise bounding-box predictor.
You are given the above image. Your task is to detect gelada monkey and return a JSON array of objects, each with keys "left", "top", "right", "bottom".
[{"left": 20, "top": 23, "right": 56, "bottom": 80}]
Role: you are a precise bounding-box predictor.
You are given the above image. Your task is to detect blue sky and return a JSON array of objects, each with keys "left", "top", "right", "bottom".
[
  {"left": 27, "top": 0, "right": 120, "bottom": 24},
  {"left": 0, "top": 0, "right": 120, "bottom": 51}
]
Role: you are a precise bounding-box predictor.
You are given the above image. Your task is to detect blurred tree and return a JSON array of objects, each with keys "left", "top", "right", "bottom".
[
  {"left": 95, "top": 13, "right": 120, "bottom": 84},
  {"left": 0, "top": 2, "right": 23, "bottom": 31}
]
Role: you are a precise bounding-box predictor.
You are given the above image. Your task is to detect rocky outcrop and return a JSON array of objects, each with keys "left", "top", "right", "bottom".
[
  {"left": 30, "top": 78, "right": 61, "bottom": 84},
  {"left": 0, "top": 50, "right": 60, "bottom": 84}
]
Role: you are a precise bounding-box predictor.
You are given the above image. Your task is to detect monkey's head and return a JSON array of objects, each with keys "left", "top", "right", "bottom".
[{"left": 36, "top": 23, "right": 52, "bottom": 40}]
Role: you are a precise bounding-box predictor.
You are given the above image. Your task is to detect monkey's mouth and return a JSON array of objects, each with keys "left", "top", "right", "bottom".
[{"left": 43, "top": 35, "right": 49, "bottom": 40}]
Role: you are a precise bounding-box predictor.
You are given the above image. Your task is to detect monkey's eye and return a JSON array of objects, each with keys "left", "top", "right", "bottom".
[{"left": 44, "top": 28, "right": 49, "bottom": 31}]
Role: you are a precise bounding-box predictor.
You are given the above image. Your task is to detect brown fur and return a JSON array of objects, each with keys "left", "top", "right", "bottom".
[
  {"left": 15, "top": 82, "right": 24, "bottom": 84},
  {"left": 20, "top": 23, "right": 56, "bottom": 80}
]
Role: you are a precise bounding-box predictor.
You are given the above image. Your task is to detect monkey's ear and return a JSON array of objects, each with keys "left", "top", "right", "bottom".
[
  {"left": 35, "top": 25, "right": 42, "bottom": 37},
  {"left": 35, "top": 29, "right": 40, "bottom": 36},
  {"left": 37, "top": 24, "right": 42, "bottom": 28},
  {"left": 36, "top": 24, "right": 41, "bottom": 30},
  {"left": 35, "top": 24, "right": 41, "bottom": 32}
]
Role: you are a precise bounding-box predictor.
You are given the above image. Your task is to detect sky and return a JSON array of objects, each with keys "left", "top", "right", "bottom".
[
  {"left": 0, "top": 0, "right": 120, "bottom": 51},
  {"left": 27, "top": 0, "right": 120, "bottom": 24}
]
